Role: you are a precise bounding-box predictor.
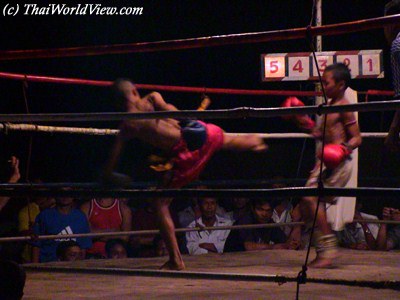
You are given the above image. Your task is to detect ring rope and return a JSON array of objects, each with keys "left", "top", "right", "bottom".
[
  {"left": 0, "top": 71, "right": 395, "bottom": 97},
  {"left": 0, "top": 222, "right": 305, "bottom": 243},
  {"left": 0, "top": 100, "right": 399, "bottom": 123},
  {"left": 0, "top": 123, "right": 119, "bottom": 135},
  {"left": 0, "top": 219, "right": 398, "bottom": 244},
  {"left": 20, "top": 264, "right": 400, "bottom": 290},
  {"left": 0, "top": 14, "right": 398, "bottom": 60},
  {"left": 0, "top": 71, "right": 321, "bottom": 97},
  {"left": 0, "top": 123, "right": 389, "bottom": 138},
  {"left": 0, "top": 186, "right": 399, "bottom": 198},
  {"left": 2, "top": 177, "right": 395, "bottom": 188}
]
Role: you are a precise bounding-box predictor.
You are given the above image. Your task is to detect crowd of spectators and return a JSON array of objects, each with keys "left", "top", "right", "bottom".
[{"left": 0, "top": 156, "right": 399, "bottom": 266}]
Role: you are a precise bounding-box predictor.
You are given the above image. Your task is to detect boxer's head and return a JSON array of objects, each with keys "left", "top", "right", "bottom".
[
  {"left": 322, "top": 63, "right": 351, "bottom": 99},
  {"left": 112, "top": 78, "right": 140, "bottom": 110}
]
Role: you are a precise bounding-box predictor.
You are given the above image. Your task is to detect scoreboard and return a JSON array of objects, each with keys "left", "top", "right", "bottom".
[{"left": 261, "top": 50, "right": 383, "bottom": 81}]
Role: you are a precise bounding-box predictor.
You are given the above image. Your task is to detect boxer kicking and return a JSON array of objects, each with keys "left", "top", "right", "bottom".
[{"left": 103, "top": 79, "right": 267, "bottom": 270}]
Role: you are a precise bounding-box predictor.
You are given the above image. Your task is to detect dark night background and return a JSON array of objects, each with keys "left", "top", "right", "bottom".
[{"left": 0, "top": 1, "right": 398, "bottom": 211}]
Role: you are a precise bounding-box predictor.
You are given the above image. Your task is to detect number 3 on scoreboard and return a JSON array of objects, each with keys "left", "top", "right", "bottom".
[{"left": 312, "top": 55, "right": 333, "bottom": 77}]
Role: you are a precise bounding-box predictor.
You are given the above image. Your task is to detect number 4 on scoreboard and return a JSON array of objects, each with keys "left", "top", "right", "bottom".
[
  {"left": 293, "top": 60, "right": 304, "bottom": 72},
  {"left": 288, "top": 56, "right": 309, "bottom": 79}
]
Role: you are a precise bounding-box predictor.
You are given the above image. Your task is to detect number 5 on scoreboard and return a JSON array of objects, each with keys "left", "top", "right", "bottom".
[{"left": 263, "top": 55, "right": 285, "bottom": 80}]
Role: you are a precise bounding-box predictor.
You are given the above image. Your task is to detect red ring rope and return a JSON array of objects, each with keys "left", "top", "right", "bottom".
[{"left": 0, "top": 71, "right": 394, "bottom": 97}]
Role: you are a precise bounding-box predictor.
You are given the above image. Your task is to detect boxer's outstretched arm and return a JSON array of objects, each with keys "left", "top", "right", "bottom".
[{"left": 147, "top": 92, "right": 179, "bottom": 111}]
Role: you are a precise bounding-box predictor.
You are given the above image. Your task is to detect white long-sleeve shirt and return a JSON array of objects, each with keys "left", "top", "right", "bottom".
[
  {"left": 272, "top": 204, "right": 293, "bottom": 237},
  {"left": 186, "top": 215, "right": 232, "bottom": 255},
  {"left": 178, "top": 205, "right": 230, "bottom": 228}
]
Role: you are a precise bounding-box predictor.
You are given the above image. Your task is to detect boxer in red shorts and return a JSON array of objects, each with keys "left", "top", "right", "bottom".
[
  {"left": 103, "top": 79, "right": 267, "bottom": 270},
  {"left": 167, "top": 121, "right": 224, "bottom": 188}
]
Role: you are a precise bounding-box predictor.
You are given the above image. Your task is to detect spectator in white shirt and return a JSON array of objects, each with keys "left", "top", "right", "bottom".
[
  {"left": 272, "top": 199, "right": 293, "bottom": 238},
  {"left": 337, "top": 201, "right": 379, "bottom": 250},
  {"left": 270, "top": 177, "right": 293, "bottom": 237},
  {"left": 185, "top": 197, "right": 232, "bottom": 255},
  {"left": 178, "top": 197, "right": 229, "bottom": 228}
]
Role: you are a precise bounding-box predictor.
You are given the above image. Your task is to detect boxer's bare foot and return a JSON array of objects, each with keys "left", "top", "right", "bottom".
[
  {"left": 308, "top": 256, "right": 334, "bottom": 268},
  {"left": 159, "top": 260, "right": 185, "bottom": 271}
]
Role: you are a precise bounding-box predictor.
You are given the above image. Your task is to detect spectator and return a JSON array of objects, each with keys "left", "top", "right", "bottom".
[
  {"left": 186, "top": 197, "right": 232, "bottom": 255},
  {"left": 377, "top": 207, "right": 400, "bottom": 250},
  {"left": 131, "top": 199, "right": 179, "bottom": 257},
  {"left": 56, "top": 241, "right": 83, "bottom": 261},
  {"left": 105, "top": 239, "right": 128, "bottom": 259},
  {"left": 271, "top": 178, "right": 294, "bottom": 237},
  {"left": 285, "top": 203, "right": 306, "bottom": 250},
  {"left": 0, "top": 260, "right": 26, "bottom": 300},
  {"left": 0, "top": 156, "right": 22, "bottom": 262},
  {"left": 0, "top": 156, "right": 21, "bottom": 212},
  {"left": 81, "top": 198, "right": 132, "bottom": 258},
  {"left": 226, "top": 197, "right": 251, "bottom": 223},
  {"left": 272, "top": 203, "right": 292, "bottom": 233},
  {"left": 178, "top": 187, "right": 229, "bottom": 228},
  {"left": 32, "top": 194, "right": 92, "bottom": 263},
  {"left": 224, "top": 199, "right": 292, "bottom": 252},
  {"left": 178, "top": 198, "right": 202, "bottom": 229},
  {"left": 18, "top": 180, "right": 55, "bottom": 263},
  {"left": 337, "top": 201, "right": 379, "bottom": 250}
]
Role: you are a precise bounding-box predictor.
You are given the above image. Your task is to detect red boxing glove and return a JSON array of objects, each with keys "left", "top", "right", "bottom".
[
  {"left": 319, "top": 143, "right": 352, "bottom": 169},
  {"left": 281, "top": 97, "right": 305, "bottom": 119},
  {"left": 281, "top": 97, "right": 315, "bottom": 130}
]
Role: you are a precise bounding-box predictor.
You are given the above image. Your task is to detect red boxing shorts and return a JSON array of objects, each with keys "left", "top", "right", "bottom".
[{"left": 168, "top": 122, "right": 224, "bottom": 188}]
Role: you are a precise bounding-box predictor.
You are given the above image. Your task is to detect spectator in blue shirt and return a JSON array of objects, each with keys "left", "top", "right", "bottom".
[{"left": 32, "top": 194, "right": 92, "bottom": 262}]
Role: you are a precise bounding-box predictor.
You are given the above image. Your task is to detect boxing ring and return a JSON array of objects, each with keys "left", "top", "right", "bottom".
[{"left": 1, "top": 10, "right": 400, "bottom": 300}]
